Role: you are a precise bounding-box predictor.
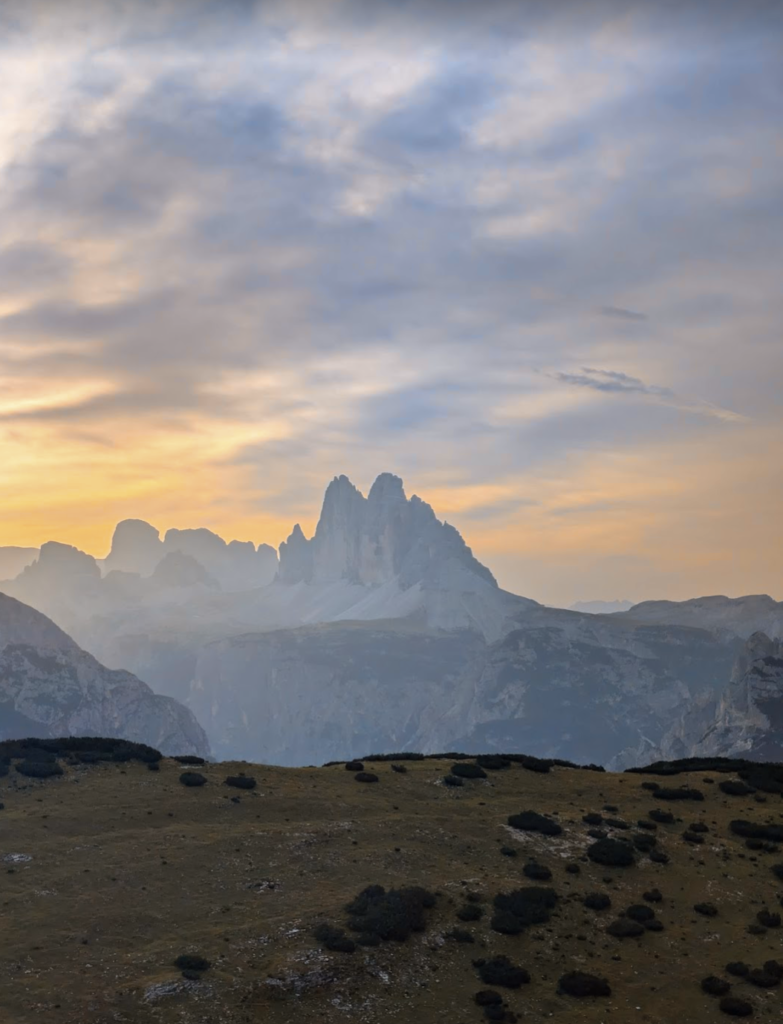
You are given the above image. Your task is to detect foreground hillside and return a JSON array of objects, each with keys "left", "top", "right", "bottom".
[{"left": 1, "top": 744, "right": 782, "bottom": 1024}]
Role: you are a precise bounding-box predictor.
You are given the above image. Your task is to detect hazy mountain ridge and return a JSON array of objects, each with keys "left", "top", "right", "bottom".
[
  {"left": 0, "top": 593, "right": 210, "bottom": 756},
  {"left": 1, "top": 473, "right": 780, "bottom": 768}
]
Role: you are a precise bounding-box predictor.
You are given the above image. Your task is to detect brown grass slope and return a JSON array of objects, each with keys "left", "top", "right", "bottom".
[{"left": 1, "top": 754, "right": 782, "bottom": 1024}]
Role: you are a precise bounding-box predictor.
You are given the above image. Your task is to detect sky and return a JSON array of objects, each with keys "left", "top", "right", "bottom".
[{"left": 0, "top": 0, "right": 781, "bottom": 607}]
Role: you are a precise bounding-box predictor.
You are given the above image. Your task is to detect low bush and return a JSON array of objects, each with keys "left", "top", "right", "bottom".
[
  {"left": 474, "top": 990, "right": 503, "bottom": 1006},
  {"left": 683, "top": 831, "right": 705, "bottom": 845},
  {"left": 313, "top": 923, "right": 356, "bottom": 953},
  {"left": 522, "top": 862, "right": 552, "bottom": 882},
  {"left": 772, "top": 863, "right": 783, "bottom": 880},
  {"left": 390, "top": 764, "right": 407, "bottom": 774},
  {"left": 0, "top": 736, "right": 162, "bottom": 764},
  {"left": 718, "top": 995, "right": 753, "bottom": 1016},
  {"left": 688, "top": 822, "right": 709, "bottom": 833},
  {"left": 457, "top": 903, "right": 484, "bottom": 922},
  {"left": 606, "top": 918, "right": 644, "bottom": 938},
  {"left": 179, "top": 772, "right": 207, "bottom": 787},
  {"left": 643, "top": 889, "right": 663, "bottom": 903},
  {"left": 173, "top": 755, "right": 205, "bottom": 765},
  {"left": 756, "top": 909, "right": 781, "bottom": 928},
  {"left": 345, "top": 761, "right": 364, "bottom": 771},
  {"left": 558, "top": 971, "right": 611, "bottom": 997},
  {"left": 649, "top": 849, "right": 670, "bottom": 864},
  {"left": 507, "top": 810, "right": 562, "bottom": 836},
  {"left": 725, "top": 962, "right": 750, "bottom": 977},
  {"left": 445, "top": 927, "right": 474, "bottom": 943},
  {"left": 637, "top": 819, "right": 657, "bottom": 830},
  {"left": 475, "top": 755, "right": 511, "bottom": 770},
  {"left": 344, "top": 884, "right": 436, "bottom": 942},
  {"left": 355, "top": 772, "right": 379, "bottom": 783},
  {"left": 473, "top": 955, "right": 530, "bottom": 989},
  {"left": 730, "top": 820, "right": 783, "bottom": 842},
  {"left": 173, "top": 954, "right": 210, "bottom": 972},
  {"left": 653, "top": 787, "right": 704, "bottom": 801},
  {"left": 15, "top": 760, "right": 64, "bottom": 778},
  {"left": 583, "top": 893, "right": 611, "bottom": 911},
  {"left": 451, "top": 763, "right": 487, "bottom": 779},
  {"left": 492, "top": 887, "right": 558, "bottom": 932},
  {"left": 648, "top": 808, "right": 675, "bottom": 824},
  {"left": 625, "top": 904, "right": 655, "bottom": 923},
  {"left": 147, "top": 762, "right": 160, "bottom": 772},
  {"left": 443, "top": 774, "right": 464, "bottom": 787},
  {"left": 587, "top": 838, "right": 635, "bottom": 867},
  {"left": 763, "top": 960, "right": 783, "bottom": 980},
  {"left": 694, "top": 903, "right": 718, "bottom": 917},
  {"left": 701, "top": 976, "right": 731, "bottom": 996},
  {"left": 632, "top": 833, "right": 657, "bottom": 853},
  {"left": 500, "top": 845, "right": 517, "bottom": 857},
  {"left": 582, "top": 812, "right": 603, "bottom": 825},
  {"left": 719, "top": 780, "right": 756, "bottom": 796},
  {"left": 225, "top": 776, "right": 256, "bottom": 789},
  {"left": 605, "top": 817, "right": 630, "bottom": 830},
  {"left": 746, "top": 968, "right": 780, "bottom": 988}
]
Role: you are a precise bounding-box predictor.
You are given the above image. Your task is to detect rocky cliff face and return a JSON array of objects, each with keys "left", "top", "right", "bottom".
[
  {"left": 188, "top": 610, "right": 740, "bottom": 766},
  {"left": 640, "top": 631, "right": 783, "bottom": 764},
  {"left": 0, "top": 546, "right": 39, "bottom": 581},
  {"left": 0, "top": 593, "right": 210, "bottom": 756},
  {"left": 278, "top": 473, "right": 496, "bottom": 589}
]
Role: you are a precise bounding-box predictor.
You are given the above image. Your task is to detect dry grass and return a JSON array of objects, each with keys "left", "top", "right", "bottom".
[{"left": 1, "top": 757, "right": 782, "bottom": 1023}]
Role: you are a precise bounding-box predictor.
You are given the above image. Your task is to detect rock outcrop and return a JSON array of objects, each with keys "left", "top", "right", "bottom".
[
  {"left": 640, "top": 632, "right": 783, "bottom": 764},
  {"left": 103, "top": 519, "right": 164, "bottom": 576},
  {"left": 0, "top": 593, "right": 210, "bottom": 756},
  {"left": 0, "top": 546, "right": 39, "bottom": 581},
  {"left": 617, "top": 594, "right": 783, "bottom": 640}
]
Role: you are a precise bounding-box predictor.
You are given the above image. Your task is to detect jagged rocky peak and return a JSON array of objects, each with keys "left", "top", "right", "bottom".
[
  {"left": 277, "top": 472, "right": 497, "bottom": 589},
  {"left": 20, "top": 541, "right": 101, "bottom": 582},
  {"left": 0, "top": 546, "right": 39, "bottom": 582},
  {"left": 152, "top": 551, "right": 219, "bottom": 590},
  {"left": 104, "top": 519, "right": 163, "bottom": 576},
  {"left": 163, "top": 527, "right": 278, "bottom": 590}
]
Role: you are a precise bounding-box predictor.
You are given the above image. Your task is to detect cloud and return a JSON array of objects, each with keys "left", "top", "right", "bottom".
[
  {"left": 598, "top": 305, "right": 648, "bottom": 321},
  {"left": 549, "top": 368, "right": 747, "bottom": 422}
]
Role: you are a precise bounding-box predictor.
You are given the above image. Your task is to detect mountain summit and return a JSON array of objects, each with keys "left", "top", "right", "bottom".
[{"left": 278, "top": 473, "right": 497, "bottom": 589}]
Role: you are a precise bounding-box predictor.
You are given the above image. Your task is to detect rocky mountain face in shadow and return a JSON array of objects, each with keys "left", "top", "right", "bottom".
[
  {"left": 616, "top": 594, "right": 783, "bottom": 640},
  {"left": 632, "top": 631, "right": 783, "bottom": 766},
  {"left": 0, "top": 593, "right": 210, "bottom": 756}
]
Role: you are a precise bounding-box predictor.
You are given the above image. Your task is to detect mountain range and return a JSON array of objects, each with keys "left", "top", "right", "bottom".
[{"left": 1, "top": 472, "right": 781, "bottom": 767}]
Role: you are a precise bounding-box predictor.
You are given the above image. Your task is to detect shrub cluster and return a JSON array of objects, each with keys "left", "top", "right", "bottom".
[
  {"left": 179, "top": 771, "right": 207, "bottom": 787},
  {"left": 507, "top": 810, "right": 562, "bottom": 836},
  {"left": 344, "top": 884, "right": 436, "bottom": 942},
  {"left": 473, "top": 955, "right": 530, "bottom": 989},
  {"left": 173, "top": 755, "right": 205, "bottom": 765},
  {"left": 0, "top": 736, "right": 162, "bottom": 764},
  {"left": 451, "top": 762, "right": 488, "bottom": 779},
  {"left": 225, "top": 776, "right": 256, "bottom": 789},
  {"left": 491, "top": 887, "right": 558, "bottom": 934},
  {"left": 558, "top": 971, "right": 611, "bottom": 997},
  {"left": 653, "top": 787, "right": 704, "bottom": 801},
  {"left": 730, "top": 819, "right": 783, "bottom": 842},
  {"left": 15, "top": 761, "right": 64, "bottom": 778},
  {"left": 313, "top": 922, "right": 356, "bottom": 953},
  {"left": 587, "top": 838, "right": 636, "bottom": 867}
]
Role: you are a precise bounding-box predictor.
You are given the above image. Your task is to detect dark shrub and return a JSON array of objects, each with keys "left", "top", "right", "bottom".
[
  {"left": 363, "top": 752, "right": 425, "bottom": 762},
  {"left": 588, "top": 828, "right": 608, "bottom": 840},
  {"left": 726, "top": 962, "right": 750, "bottom": 977},
  {"left": 457, "top": 903, "right": 484, "bottom": 922},
  {"left": 473, "top": 955, "right": 530, "bottom": 989},
  {"left": 653, "top": 787, "right": 704, "bottom": 801},
  {"left": 483, "top": 1007, "right": 506, "bottom": 1022},
  {"left": 756, "top": 909, "right": 781, "bottom": 928},
  {"left": 225, "top": 776, "right": 256, "bottom": 789},
  {"left": 356, "top": 933, "right": 381, "bottom": 947},
  {"left": 344, "top": 884, "right": 435, "bottom": 942},
  {"left": 451, "top": 762, "right": 487, "bottom": 779},
  {"left": 763, "top": 960, "right": 783, "bottom": 980},
  {"left": 688, "top": 822, "right": 709, "bottom": 833},
  {"left": 173, "top": 954, "right": 210, "bottom": 972},
  {"left": 644, "top": 919, "right": 664, "bottom": 932},
  {"left": 649, "top": 850, "right": 670, "bottom": 864},
  {"left": 390, "top": 764, "right": 407, "bottom": 774},
  {"left": 16, "top": 760, "right": 64, "bottom": 778},
  {"left": 718, "top": 995, "right": 753, "bottom": 1016},
  {"left": 694, "top": 903, "right": 718, "bottom": 917},
  {"left": 0, "top": 736, "right": 162, "bottom": 764},
  {"left": 587, "top": 838, "right": 635, "bottom": 867},
  {"left": 637, "top": 819, "right": 657, "bottom": 831},
  {"left": 355, "top": 772, "right": 379, "bottom": 783},
  {"left": 523, "top": 862, "right": 552, "bottom": 882},
  {"left": 746, "top": 968, "right": 780, "bottom": 988},
  {"left": 173, "top": 755, "right": 205, "bottom": 765},
  {"left": 772, "top": 863, "right": 783, "bottom": 880},
  {"left": 75, "top": 750, "right": 112, "bottom": 763},
  {"left": 475, "top": 990, "right": 503, "bottom": 1006},
  {"left": 582, "top": 812, "right": 603, "bottom": 825},
  {"left": 443, "top": 774, "right": 464, "bottom": 787},
  {"left": 625, "top": 904, "right": 655, "bottom": 923},
  {"left": 179, "top": 772, "right": 207, "bottom": 787},
  {"left": 605, "top": 818, "right": 630, "bottom": 830},
  {"left": 641, "top": 781, "right": 660, "bottom": 791},
  {"left": 633, "top": 833, "right": 657, "bottom": 853},
  {"left": 683, "top": 831, "right": 705, "bottom": 845},
  {"left": 643, "top": 889, "right": 663, "bottom": 903},
  {"left": 313, "top": 923, "right": 356, "bottom": 952},
  {"left": 476, "top": 755, "right": 511, "bottom": 771},
  {"left": 558, "top": 971, "right": 611, "bottom": 997},
  {"left": 730, "top": 820, "right": 783, "bottom": 842},
  {"left": 583, "top": 893, "right": 611, "bottom": 911},
  {"left": 565, "top": 863, "right": 580, "bottom": 874},
  {"left": 147, "top": 762, "right": 160, "bottom": 772},
  {"left": 507, "top": 810, "right": 562, "bottom": 836},
  {"left": 446, "top": 927, "right": 475, "bottom": 943},
  {"left": 490, "top": 910, "right": 523, "bottom": 935},
  {"left": 492, "top": 887, "right": 558, "bottom": 931},
  {"left": 702, "top": 976, "right": 731, "bottom": 996},
  {"left": 648, "top": 808, "right": 675, "bottom": 824},
  {"left": 346, "top": 761, "right": 364, "bottom": 771},
  {"left": 747, "top": 923, "right": 766, "bottom": 935},
  {"left": 500, "top": 845, "right": 517, "bottom": 857},
  {"left": 719, "top": 780, "right": 756, "bottom": 796},
  {"left": 606, "top": 918, "right": 644, "bottom": 938}
]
